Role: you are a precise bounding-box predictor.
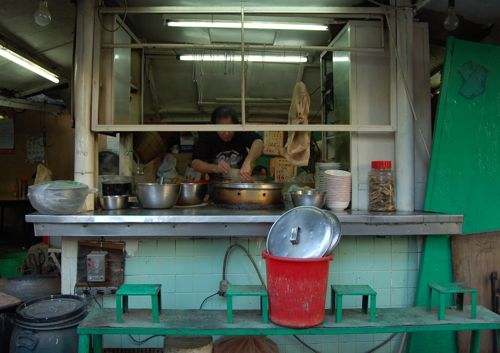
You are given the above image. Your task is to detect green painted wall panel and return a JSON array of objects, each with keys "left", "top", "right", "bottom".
[{"left": 425, "top": 37, "right": 500, "bottom": 234}]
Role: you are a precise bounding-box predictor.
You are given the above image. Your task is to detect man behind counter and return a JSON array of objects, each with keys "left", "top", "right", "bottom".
[{"left": 191, "top": 106, "right": 263, "bottom": 182}]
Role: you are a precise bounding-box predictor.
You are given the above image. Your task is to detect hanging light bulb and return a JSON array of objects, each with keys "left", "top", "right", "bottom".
[
  {"left": 34, "top": 0, "right": 52, "bottom": 27},
  {"left": 443, "top": 0, "right": 459, "bottom": 31}
]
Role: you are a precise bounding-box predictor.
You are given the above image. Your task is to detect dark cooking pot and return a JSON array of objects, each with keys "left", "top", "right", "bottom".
[{"left": 212, "top": 182, "right": 283, "bottom": 209}]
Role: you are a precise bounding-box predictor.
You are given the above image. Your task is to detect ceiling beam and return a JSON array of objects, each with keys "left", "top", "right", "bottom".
[
  {"left": 0, "top": 95, "right": 64, "bottom": 114},
  {"left": 100, "top": 6, "right": 385, "bottom": 16}
]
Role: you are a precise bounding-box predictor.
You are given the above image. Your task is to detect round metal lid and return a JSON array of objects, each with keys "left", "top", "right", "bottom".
[
  {"left": 16, "top": 295, "right": 86, "bottom": 324},
  {"left": 267, "top": 206, "right": 342, "bottom": 258}
]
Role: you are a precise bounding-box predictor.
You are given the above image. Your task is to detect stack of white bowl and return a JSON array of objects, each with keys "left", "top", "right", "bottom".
[
  {"left": 324, "top": 169, "right": 352, "bottom": 210},
  {"left": 315, "top": 162, "right": 342, "bottom": 194}
]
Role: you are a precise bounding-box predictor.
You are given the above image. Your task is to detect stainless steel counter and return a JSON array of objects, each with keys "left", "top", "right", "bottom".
[{"left": 26, "top": 207, "right": 463, "bottom": 237}]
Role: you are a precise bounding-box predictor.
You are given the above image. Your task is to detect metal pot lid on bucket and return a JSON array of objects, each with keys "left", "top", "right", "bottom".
[{"left": 266, "top": 206, "right": 341, "bottom": 258}]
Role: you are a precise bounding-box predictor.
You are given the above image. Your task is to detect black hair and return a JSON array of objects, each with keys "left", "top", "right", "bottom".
[{"left": 210, "top": 106, "right": 240, "bottom": 124}]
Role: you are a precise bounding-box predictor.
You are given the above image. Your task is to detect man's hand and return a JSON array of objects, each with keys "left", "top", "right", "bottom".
[
  {"left": 214, "top": 160, "right": 230, "bottom": 174},
  {"left": 239, "top": 161, "right": 253, "bottom": 182}
]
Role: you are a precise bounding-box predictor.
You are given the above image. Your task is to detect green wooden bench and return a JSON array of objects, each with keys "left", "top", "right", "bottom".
[
  {"left": 226, "top": 284, "right": 268, "bottom": 323},
  {"left": 77, "top": 306, "right": 500, "bottom": 353},
  {"left": 115, "top": 284, "right": 162, "bottom": 323},
  {"left": 428, "top": 282, "right": 478, "bottom": 320},
  {"left": 331, "top": 284, "right": 377, "bottom": 323}
]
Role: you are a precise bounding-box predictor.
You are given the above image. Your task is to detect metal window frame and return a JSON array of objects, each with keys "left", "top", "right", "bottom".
[{"left": 91, "top": 6, "right": 394, "bottom": 133}]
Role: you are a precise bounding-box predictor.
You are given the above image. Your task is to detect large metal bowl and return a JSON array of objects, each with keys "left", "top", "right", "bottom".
[
  {"left": 291, "top": 189, "right": 325, "bottom": 208},
  {"left": 212, "top": 182, "right": 283, "bottom": 209},
  {"left": 177, "top": 183, "right": 208, "bottom": 206},
  {"left": 28, "top": 181, "right": 90, "bottom": 214},
  {"left": 136, "top": 183, "right": 180, "bottom": 209}
]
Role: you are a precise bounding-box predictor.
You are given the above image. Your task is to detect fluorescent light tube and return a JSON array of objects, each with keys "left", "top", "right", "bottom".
[
  {"left": 0, "top": 44, "right": 59, "bottom": 83},
  {"left": 167, "top": 20, "right": 328, "bottom": 31},
  {"left": 332, "top": 56, "right": 350, "bottom": 62},
  {"left": 179, "top": 54, "right": 307, "bottom": 63}
]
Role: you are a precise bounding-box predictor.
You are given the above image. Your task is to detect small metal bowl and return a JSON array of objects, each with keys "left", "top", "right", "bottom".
[
  {"left": 290, "top": 189, "right": 325, "bottom": 208},
  {"left": 177, "top": 183, "right": 208, "bottom": 206},
  {"left": 99, "top": 195, "right": 129, "bottom": 210}
]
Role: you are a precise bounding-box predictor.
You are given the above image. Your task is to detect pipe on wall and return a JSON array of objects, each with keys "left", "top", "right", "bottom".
[
  {"left": 74, "top": 0, "right": 97, "bottom": 210},
  {"left": 391, "top": 2, "right": 415, "bottom": 212}
]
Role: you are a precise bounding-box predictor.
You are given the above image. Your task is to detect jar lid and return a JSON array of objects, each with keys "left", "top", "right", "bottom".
[
  {"left": 266, "top": 206, "right": 341, "bottom": 258},
  {"left": 371, "top": 160, "right": 392, "bottom": 169},
  {"left": 16, "top": 295, "right": 86, "bottom": 324}
]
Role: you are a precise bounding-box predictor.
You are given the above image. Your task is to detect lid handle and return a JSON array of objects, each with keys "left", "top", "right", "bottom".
[{"left": 290, "top": 226, "right": 300, "bottom": 245}]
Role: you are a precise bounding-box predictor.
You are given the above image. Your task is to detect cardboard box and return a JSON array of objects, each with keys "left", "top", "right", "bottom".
[
  {"left": 263, "top": 131, "right": 285, "bottom": 156},
  {"left": 270, "top": 157, "right": 297, "bottom": 182}
]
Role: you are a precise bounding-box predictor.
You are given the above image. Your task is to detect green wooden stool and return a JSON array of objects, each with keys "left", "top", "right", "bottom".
[
  {"left": 331, "top": 285, "right": 377, "bottom": 323},
  {"left": 226, "top": 284, "right": 268, "bottom": 323},
  {"left": 116, "top": 284, "right": 162, "bottom": 323},
  {"left": 427, "top": 282, "right": 477, "bottom": 320}
]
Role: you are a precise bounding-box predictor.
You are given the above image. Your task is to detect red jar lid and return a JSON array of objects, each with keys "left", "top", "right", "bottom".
[{"left": 371, "top": 160, "right": 392, "bottom": 169}]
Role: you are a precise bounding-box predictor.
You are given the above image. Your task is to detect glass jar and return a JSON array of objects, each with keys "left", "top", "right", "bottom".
[{"left": 368, "top": 160, "right": 395, "bottom": 212}]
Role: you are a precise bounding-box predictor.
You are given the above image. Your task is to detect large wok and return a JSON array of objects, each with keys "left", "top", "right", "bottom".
[{"left": 212, "top": 182, "right": 283, "bottom": 209}]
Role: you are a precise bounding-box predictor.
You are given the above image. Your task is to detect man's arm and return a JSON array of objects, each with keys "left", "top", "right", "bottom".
[
  {"left": 240, "top": 139, "right": 264, "bottom": 181},
  {"left": 192, "top": 159, "right": 230, "bottom": 175}
]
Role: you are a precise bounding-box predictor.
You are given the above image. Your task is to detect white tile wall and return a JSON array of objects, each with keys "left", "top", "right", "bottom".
[{"left": 90, "top": 235, "right": 421, "bottom": 353}]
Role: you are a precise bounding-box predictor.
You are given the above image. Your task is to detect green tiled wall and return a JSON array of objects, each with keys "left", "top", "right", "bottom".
[{"left": 100, "top": 236, "right": 420, "bottom": 353}]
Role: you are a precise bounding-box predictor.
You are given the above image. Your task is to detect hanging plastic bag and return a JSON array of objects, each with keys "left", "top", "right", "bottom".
[
  {"left": 280, "top": 81, "right": 311, "bottom": 166},
  {"left": 214, "top": 336, "right": 279, "bottom": 353}
]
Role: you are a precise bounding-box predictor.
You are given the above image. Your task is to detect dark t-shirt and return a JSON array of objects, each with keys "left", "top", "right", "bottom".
[{"left": 192, "top": 131, "right": 262, "bottom": 168}]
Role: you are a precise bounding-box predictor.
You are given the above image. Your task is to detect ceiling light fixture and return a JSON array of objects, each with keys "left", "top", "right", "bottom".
[
  {"left": 179, "top": 54, "right": 308, "bottom": 63},
  {"left": 332, "top": 56, "right": 350, "bottom": 62},
  {"left": 34, "top": 0, "right": 52, "bottom": 27},
  {"left": 443, "top": 0, "right": 459, "bottom": 31},
  {"left": 0, "top": 44, "right": 59, "bottom": 83},
  {"left": 167, "top": 20, "right": 328, "bottom": 31}
]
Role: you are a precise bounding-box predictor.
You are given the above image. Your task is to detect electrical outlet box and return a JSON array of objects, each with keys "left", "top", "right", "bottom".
[{"left": 86, "top": 251, "right": 107, "bottom": 282}]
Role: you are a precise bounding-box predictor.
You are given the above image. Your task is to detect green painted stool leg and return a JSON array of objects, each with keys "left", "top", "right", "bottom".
[
  {"left": 123, "top": 295, "right": 129, "bottom": 313},
  {"left": 456, "top": 293, "right": 464, "bottom": 311},
  {"left": 335, "top": 294, "right": 343, "bottom": 323},
  {"left": 362, "top": 295, "right": 368, "bottom": 314},
  {"left": 438, "top": 293, "right": 446, "bottom": 320},
  {"left": 369, "top": 295, "right": 377, "bottom": 322},
  {"left": 227, "top": 296, "right": 233, "bottom": 323},
  {"left": 159, "top": 291, "right": 162, "bottom": 312},
  {"left": 151, "top": 294, "right": 160, "bottom": 323},
  {"left": 470, "top": 292, "right": 477, "bottom": 319},
  {"left": 469, "top": 330, "right": 481, "bottom": 353},
  {"left": 116, "top": 294, "right": 123, "bottom": 323},
  {"left": 262, "top": 296, "right": 269, "bottom": 323},
  {"left": 331, "top": 288, "right": 336, "bottom": 315},
  {"left": 427, "top": 287, "right": 433, "bottom": 312},
  {"left": 78, "top": 334, "right": 91, "bottom": 353},
  {"left": 92, "top": 334, "right": 103, "bottom": 353}
]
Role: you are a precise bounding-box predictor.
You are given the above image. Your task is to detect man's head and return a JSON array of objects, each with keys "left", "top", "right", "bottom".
[{"left": 211, "top": 106, "right": 239, "bottom": 142}]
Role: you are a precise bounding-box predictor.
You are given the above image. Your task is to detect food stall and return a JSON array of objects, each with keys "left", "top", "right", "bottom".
[{"left": 23, "top": 2, "right": 499, "bottom": 353}]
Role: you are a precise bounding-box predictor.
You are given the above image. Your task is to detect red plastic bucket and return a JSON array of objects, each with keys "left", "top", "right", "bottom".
[{"left": 262, "top": 251, "right": 333, "bottom": 328}]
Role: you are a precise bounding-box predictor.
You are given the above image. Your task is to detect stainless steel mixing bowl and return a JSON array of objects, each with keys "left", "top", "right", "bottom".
[
  {"left": 177, "top": 183, "right": 208, "bottom": 206},
  {"left": 290, "top": 189, "right": 326, "bottom": 208},
  {"left": 99, "top": 195, "right": 129, "bottom": 210},
  {"left": 136, "top": 183, "right": 180, "bottom": 209}
]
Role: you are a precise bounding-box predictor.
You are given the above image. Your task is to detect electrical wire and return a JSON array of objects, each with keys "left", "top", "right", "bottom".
[
  {"left": 127, "top": 334, "right": 161, "bottom": 345},
  {"left": 199, "top": 291, "right": 219, "bottom": 310},
  {"left": 86, "top": 281, "right": 103, "bottom": 309},
  {"left": 293, "top": 335, "right": 321, "bottom": 353},
  {"left": 97, "top": 0, "right": 128, "bottom": 33},
  {"left": 222, "top": 243, "right": 266, "bottom": 288}
]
